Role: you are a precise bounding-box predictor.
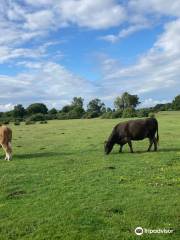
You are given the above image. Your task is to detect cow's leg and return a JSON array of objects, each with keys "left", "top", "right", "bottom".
[
  {"left": 147, "top": 138, "right": 153, "bottom": 152},
  {"left": 2, "top": 142, "right": 12, "bottom": 161},
  {"left": 153, "top": 137, "right": 157, "bottom": 151},
  {"left": 127, "top": 140, "right": 134, "bottom": 153}
]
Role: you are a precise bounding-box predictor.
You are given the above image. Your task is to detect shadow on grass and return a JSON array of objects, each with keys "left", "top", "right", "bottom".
[
  {"left": 3, "top": 147, "right": 180, "bottom": 160},
  {"left": 14, "top": 151, "right": 74, "bottom": 159},
  {"left": 110, "top": 147, "right": 180, "bottom": 155},
  {"left": 158, "top": 147, "right": 180, "bottom": 152}
]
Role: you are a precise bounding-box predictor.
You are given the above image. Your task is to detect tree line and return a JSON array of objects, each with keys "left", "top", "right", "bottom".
[{"left": 0, "top": 92, "right": 180, "bottom": 124}]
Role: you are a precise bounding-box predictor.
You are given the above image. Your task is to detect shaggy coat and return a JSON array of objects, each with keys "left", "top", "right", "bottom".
[
  {"left": 0, "top": 125, "right": 12, "bottom": 160},
  {"left": 105, "top": 118, "right": 159, "bottom": 154}
]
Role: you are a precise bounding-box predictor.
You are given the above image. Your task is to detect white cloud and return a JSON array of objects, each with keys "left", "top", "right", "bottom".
[
  {"left": 140, "top": 98, "right": 170, "bottom": 108},
  {"left": 0, "top": 0, "right": 127, "bottom": 66},
  {"left": 101, "top": 0, "right": 180, "bottom": 43},
  {"left": 128, "top": 0, "right": 180, "bottom": 17},
  {"left": 0, "top": 61, "right": 96, "bottom": 109},
  {"left": 25, "top": 0, "right": 53, "bottom": 6},
  {"left": 0, "top": 104, "right": 14, "bottom": 112},
  {"left": 101, "top": 23, "right": 149, "bottom": 42},
  {"left": 0, "top": 46, "right": 45, "bottom": 63},
  {"left": 22, "top": 0, "right": 127, "bottom": 31},
  {"left": 58, "top": 0, "right": 126, "bottom": 29},
  {"left": 24, "top": 10, "right": 57, "bottom": 31},
  {"left": 0, "top": 0, "right": 180, "bottom": 109},
  {"left": 97, "top": 18, "right": 180, "bottom": 102}
]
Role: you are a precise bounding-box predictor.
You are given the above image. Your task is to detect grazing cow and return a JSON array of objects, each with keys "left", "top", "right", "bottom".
[
  {"left": 104, "top": 118, "right": 159, "bottom": 154},
  {"left": 0, "top": 125, "right": 12, "bottom": 160}
]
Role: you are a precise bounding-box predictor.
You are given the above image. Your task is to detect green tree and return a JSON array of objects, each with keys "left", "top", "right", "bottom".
[
  {"left": 71, "top": 97, "right": 85, "bottom": 118},
  {"left": 71, "top": 97, "right": 84, "bottom": 108},
  {"left": 87, "top": 99, "right": 105, "bottom": 117},
  {"left": 27, "top": 103, "right": 48, "bottom": 115},
  {"left": 13, "top": 104, "right": 26, "bottom": 118},
  {"left": 122, "top": 107, "right": 137, "bottom": 118},
  {"left": 114, "top": 92, "right": 140, "bottom": 110},
  {"left": 106, "top": 107, "right": 112, "bottom": 112},
  {"left": 114, "top": 96, "right": 124, "bottom": 110},
  {"left": 61, "top": 105, "right": 73, "bottom": 113},
  {"left": 49, "top": 108, "right": 57, "bottom": 115},
  {"left": 172, "top": 95, "right": 180, "bottom": 110},
  {"left": 59, "top": 97, "right": 85, "bottom": 119}
]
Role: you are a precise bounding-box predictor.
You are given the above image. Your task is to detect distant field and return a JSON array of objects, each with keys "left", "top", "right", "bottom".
[{"left": 0, "top": 112, "right": 179, "bottom": 240}]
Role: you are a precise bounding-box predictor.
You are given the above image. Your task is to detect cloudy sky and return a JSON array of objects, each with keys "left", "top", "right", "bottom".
[{"left": 0, "top": 0, "right": 180, "bottom": 111}]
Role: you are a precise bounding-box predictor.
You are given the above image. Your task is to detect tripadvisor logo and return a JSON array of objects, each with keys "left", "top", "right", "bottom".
[
  {"left": 135, "top": 227, "right": 143, "bottom": 235},
  {"left": 134, "top": 226, "right": 174, "bottom": 235}
]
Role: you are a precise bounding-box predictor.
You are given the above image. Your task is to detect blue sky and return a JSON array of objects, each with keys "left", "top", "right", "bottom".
[{"left": 0, "top": 0, "right": 180, "bottom": 111}]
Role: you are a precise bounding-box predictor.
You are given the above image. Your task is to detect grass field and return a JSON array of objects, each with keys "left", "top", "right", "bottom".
[{"left": 0, "top": 112, "right": 179, "bottom": 240}]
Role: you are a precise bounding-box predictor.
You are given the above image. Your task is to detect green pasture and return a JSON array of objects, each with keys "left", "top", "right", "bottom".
[{"left": 0, "top": 112, "right": 179, "bottom": 240}]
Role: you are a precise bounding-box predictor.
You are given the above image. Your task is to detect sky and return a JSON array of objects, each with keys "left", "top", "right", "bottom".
[{"left": 0, "top": 0, "right": 180, "bottom": 111}]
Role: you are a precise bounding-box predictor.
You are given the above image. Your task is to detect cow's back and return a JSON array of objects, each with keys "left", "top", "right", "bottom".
[{"left": 115, "top": 118, "right": 158, "bottom": 140}]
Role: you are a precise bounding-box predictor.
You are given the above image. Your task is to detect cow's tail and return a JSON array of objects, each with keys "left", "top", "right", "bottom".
[{"left": 156, "top": 120, "right": 159, "bottom": 145}]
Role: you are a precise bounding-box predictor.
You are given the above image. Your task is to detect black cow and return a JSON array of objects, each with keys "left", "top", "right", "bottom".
[{"left": 104, "top": 118, "right": 159, "bottom": 154}]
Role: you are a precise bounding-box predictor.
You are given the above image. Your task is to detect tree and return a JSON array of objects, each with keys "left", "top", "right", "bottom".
[
  {"left": 114, "top": 96, "right": 124, "bottom": 110},
  {"left": 28, "top": 113, "right": 45, "bottom": 121},
  {"left": 27, "top": 103, "right": 48, "bottom": 115},
  {"left": 122, "top": 107, "right": 136, "bottom": 118},
  {"left": 3, "top": 110, "right": 14, "bottom": 118},
  {"left": 114, "top": 92, "right": 140, "bottom": 110},
  {"left": 172, "top": 95, "right": 180, "bottom": 110},
  {"left": 48, "top": 108, "right": 57, "bottom": 115},
  {"left": 71, "top": 97, "right": 85, "bottom": 118},
  {"left": 71, "top": 97, "right": 84, "bottom": 108},
  {"left": 153, "top": 103, "right": 172, "bottom": 112},
  {"left": 106, "top": 107, "right": 112, "bottom": 112},
  {"left": 68, "top": 107, "right": 84, "bottom": 119},
  {"left": 127, "top": 93, "right": 140, "bottom": 109},
  {"left": 61, "top": 105, "right": 73, "bottom": 113},
  {"left": 59, "top": 97, "right": 85, "bottom": 119},
  {"left": 87, "top": 99, "right": 105, "bottom": 117},
  {"left": 13, "top": 104, "right": 26, "bottom": 118}
]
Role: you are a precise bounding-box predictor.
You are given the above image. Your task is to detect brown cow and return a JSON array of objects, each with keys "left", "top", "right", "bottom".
[
  {"left": 104, "top": 118, "right": 159, "bottom": 154},
  {"left": 0, "top": 125, "right": 12, "bottom": 160}
]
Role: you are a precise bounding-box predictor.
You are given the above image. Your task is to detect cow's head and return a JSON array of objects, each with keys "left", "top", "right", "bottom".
[{"left": 104, "top": 140, "right": 114, "bottom": 155}]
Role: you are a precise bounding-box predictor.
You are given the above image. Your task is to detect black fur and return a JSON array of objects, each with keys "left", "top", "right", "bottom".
[{"left": 104, "top": 118, "right": 159, "bottom": 154}]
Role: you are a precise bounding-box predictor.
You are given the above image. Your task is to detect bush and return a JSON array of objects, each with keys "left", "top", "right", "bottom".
[
  {"left": 2, "top": 120, "right": 10, "bottom": 125},
  {"left": 48, "top": 108, "right": 57, "bottom": 115},
  {"left": 122, "top": 108, "right": 136, "bottom": 118},
  {"left": 27, "top": 103, "right": 48, "bottom": 115},
  {"left": 83, "top": 111, "right": 100, "bottom": 119},
  {"left": 28, "top": 113, "right": 45, "bottom": 122},
  {"left": 67, "top": 107, "right": 84, "bottom": 119},
  {"left": 136, "top": 109, "right": 149, "bottom": 118},
  {"left": 45, "top": 114, "right": 57, "bottom": 120},
  {"left": 14, "top": 117, "right": 24, "bottom": 122},
  {"left": 25, "top": 120, "right": 36, "bottom": 125},
  {"left": 40, "top": 120, "right": 48, "bottom": 124},
  {"left": 57, "top": 112, "right": 68, "bottom": 120},
  {"left": 172, "top": 95, "right": 180, "bottom": 110},
  {"left": 101, "top": 112, "right": 112, "bottom": 119},
  {"left": 14, "top": 120, "right": 20, "bottom": 126},
  {"left": 148, "top": 112, "right": 155, "bottom": 118},
  {"left": 111, "top": 110, "right": 123, "bottom": 118}
]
